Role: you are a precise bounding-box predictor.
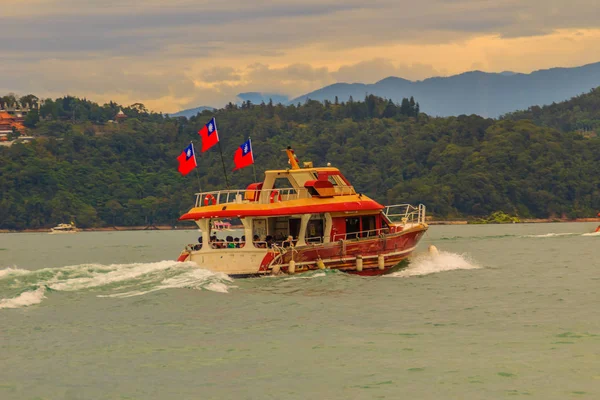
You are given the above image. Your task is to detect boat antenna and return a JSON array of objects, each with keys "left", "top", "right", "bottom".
[{"left": 284, "top": 146, "right": 300, "bottom": 170}]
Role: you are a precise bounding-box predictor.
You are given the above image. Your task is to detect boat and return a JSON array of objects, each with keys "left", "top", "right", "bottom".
[
  {"left": 49, "top": 222, "right": 79, "bottom": 234},
  {"left": 212, "top": 220, "right": 232, "bottom": 230},
  {"left": 176, "top": 148, "right": 428, "bottom": 277}
]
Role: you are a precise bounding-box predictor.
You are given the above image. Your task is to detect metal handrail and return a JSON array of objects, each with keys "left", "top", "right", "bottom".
[
  {"left": 194, "top": 184, "right": 357, "bottom": 207},
  {"left": 194, "top": 187, "right": 308, "bottom": 207},
  {"left": 332, "top": 227, "right": 390, "bottom": 241},
  {"left": 383, "top": 203, "right": 426, "bottom": 225},
  {"left": 304, "top": 236, "right": 324, "bottom": 244}
]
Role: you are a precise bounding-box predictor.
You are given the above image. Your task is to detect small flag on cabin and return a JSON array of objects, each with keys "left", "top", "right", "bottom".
[
  {"left": 176, "top": 143, "right": 197, "bottom": 176},
  {"left": 198, "top": 117, "right": 219, "bottom": 152},
  {"left": 233, "top": 139, "right": 254, "bottom": 171}
]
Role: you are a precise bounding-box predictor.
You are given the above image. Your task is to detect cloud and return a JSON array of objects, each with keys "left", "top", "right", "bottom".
[
  {"left": 2, "top": 0, "right": 600, "bottom": 111},
  {"left": 200, "top": 67, "right": 241, "bottom": 83}
]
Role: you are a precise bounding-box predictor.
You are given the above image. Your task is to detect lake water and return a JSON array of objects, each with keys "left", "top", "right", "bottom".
[{"left": 1, "top": 223, "right": 599, "bottom": 399}]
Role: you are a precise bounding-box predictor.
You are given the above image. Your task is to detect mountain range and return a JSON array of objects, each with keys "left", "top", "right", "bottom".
[
  {"left": 174, "top": 62, "right": 600, "bottom": 118},
  {"left": 168, "top": 106, "right": 215, "bottom": 119},
  {"left": 292, "top": 62, "right": 600, "bottom": 117}
]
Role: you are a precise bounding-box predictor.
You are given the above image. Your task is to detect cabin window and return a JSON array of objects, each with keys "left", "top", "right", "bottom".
[
  {"left": 306, "top": 219, "right": 324, "bottom": 243},
  {"left": 253, "top": 219, "right": 267, "bottom": 240},
  {"left": 289, "top": 218, "right": 301, "bottom": 239},
  {"left": 361, "top": 215, "right": 377, "bottom": 237},
  {"left": 345, "top": 217, "right": 360, "bottom": 239},
  {"left": 273, "top": 177, "right": 294, "bottom": 189},
  {"left": 272, "top": 217, "right": 290, "bottom": 241}
]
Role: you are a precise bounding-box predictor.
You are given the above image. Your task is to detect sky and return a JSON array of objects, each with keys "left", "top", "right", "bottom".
[{"left": 2, "top": 0, "right": 600, "bottom": 113}]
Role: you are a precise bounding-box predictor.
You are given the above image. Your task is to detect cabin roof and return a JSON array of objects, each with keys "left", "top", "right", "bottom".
[{"left": 179, "top": 195, "right": 382, "bottom": 220}]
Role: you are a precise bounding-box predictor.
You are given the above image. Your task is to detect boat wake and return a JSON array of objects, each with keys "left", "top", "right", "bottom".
[
  {"left": 523, "top": 233, "right": 579, "bottom": 238},
  {"left": 0, "top": 261, "right": 232, "bottom": 310},
  {"left": 524, "top": 232, "right": 600, "bottom": 238},
  {"left": 387, "top": 249, "right": 479, "bottom": 278},
  {"left": 581, "top": 232, "right": 600, "bottom": 237}
]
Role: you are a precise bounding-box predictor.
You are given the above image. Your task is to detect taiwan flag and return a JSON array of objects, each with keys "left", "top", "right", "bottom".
[
  {"left": 198, "top": 117, "right": 219, "bottom": 152},
  {"left": 176, "top": 143, "right": 197, "bottom": 176},
  {"left": 233, "top": 139, "right": 254, "bottom": 171}
]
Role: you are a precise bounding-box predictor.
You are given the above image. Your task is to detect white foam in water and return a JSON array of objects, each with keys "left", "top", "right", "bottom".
[
  {"left": 582, "top": 232, "right": 600, "bottom": 237},
  {"left": 102, "top": 267, "right": 233, "bottom": 298},
  {"left": 387, "top": 250, "right": 479, "bottom": 278},
  {"left": 0, "top": 261, "right": 233, "bottom": 309},
  {"left": 0, "top": 267, "right": 30, "bottom": 279},
  {"left": 0, "top": 286, "right": 46, "bottom": 309},
  {"left": 284, "top": 272, "right": 327, "bottom": 281}
]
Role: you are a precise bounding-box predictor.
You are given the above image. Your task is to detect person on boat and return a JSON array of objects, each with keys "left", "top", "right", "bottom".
[
  {"left": 234, "top": 237, "right": 240, "bottom": 248},
  {"left": 210, "top": 235, "right": 220, "bottom": 249},
  {"left": 226, "top": 236, "right": 235, "bottom": 248},
  {"left": 194, "top": 236, "right": 203, "bottom": 251},
  {"left": 265, "top": 235, "right": 274, "bottom": 248},
  {"left": 282, "top": 235, "right": 294, "bottom": 248},
  {"left": 253, "top": 235, "right": 265, "bottom": 248}
]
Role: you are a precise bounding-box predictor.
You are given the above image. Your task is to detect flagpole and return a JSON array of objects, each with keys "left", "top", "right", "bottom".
[
  {"left": 217, "top": 141, "right": 230, "bottom": 189},
  {"left": 212, "top": 118, "right": 230, "bottom": 189},
  {"left": 249, "top": 137, "right": 258, "bottom": 182},
  {"left": 192, "top": 143, "right": 202, "bottom": 194}
]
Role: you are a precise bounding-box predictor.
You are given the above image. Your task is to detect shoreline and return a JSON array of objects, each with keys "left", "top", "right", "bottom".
[
  {"left": 429, "top": 218, "right": 600, "bottom": 225},
  {"left": 1, "top": 219, "right": 599, "bottom": 233},
  {"left": 0, "top": 225, "right": 199, "bottom": 234}
]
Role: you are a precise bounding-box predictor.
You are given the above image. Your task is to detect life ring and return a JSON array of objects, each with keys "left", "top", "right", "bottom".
[
  {"left": 204, "top": 194, "right": 216, "bottom": 206},
  {"left": 269, "top": 190, "right": 282, "bottom": 203}
]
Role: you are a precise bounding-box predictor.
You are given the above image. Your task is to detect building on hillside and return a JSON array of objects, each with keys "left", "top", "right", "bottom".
[
  {"left": 115, "top": 108, "right": 127, "bottom": 122},
  {"left": 0, "top": 103, "right": 33, "bottom": 118},
  {"left": 0, "top": 112, "right": 26, "bottom": 137}
]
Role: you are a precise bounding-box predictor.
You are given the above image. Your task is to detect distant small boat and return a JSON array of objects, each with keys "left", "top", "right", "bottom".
[
  {"left": 212, "top": 220, "right": 232, "bottom": 230},
  {"left": 49, "top": 222, "right": 79, "bottom": 234}
]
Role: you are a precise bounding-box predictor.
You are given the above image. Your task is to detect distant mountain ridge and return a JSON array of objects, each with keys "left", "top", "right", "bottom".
[
  {"left": 169, "top": 106, "right": 215, "bottom": 119},
  {"left": 291, "top": 62, "right": 600, "bottom": 118}
]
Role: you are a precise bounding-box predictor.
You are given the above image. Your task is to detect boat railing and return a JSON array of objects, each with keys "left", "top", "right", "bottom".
[
  {"left": 194, "top": 187, "right": 309, "bottom": 207},
  {"left": 332, "top": 227, "right": 390, "bottom": 241},
  {"left": 383, "top": 204, "right": 426, "bottom": 225},
  {"left": 305, "top": 236, "right": 324, "bottom": 244}
]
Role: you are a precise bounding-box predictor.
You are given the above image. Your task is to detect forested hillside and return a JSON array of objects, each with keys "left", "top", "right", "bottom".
[
  {"left": 504, "top": 87, "right": 600, "bottom": 133},
  {"left": 1, "top": 94, "right": 599, "bottom": 229}
]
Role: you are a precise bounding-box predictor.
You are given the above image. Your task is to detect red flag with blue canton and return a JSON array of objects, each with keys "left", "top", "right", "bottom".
[
  {"left": 176, "top": 143, "right": 197, "bottom": 176},
  {"left": 198, "top": 117, "right": 219, "bottom": 152},
  {"left": 233, "top": 139, "right": 254, "bottom": 171}
]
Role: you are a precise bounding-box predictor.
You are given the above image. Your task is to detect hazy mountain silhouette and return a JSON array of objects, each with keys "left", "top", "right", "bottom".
[
  {"left": 169, "top": 106, "right": 215, "bottom": 119},
  {"left": 291, "top": 62, "right": 600, "bottom": 117}
]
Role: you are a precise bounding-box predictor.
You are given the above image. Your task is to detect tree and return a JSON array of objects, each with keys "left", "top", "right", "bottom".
[{"left": 24, "top": 109, "right": 40, "bottom": 128}]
